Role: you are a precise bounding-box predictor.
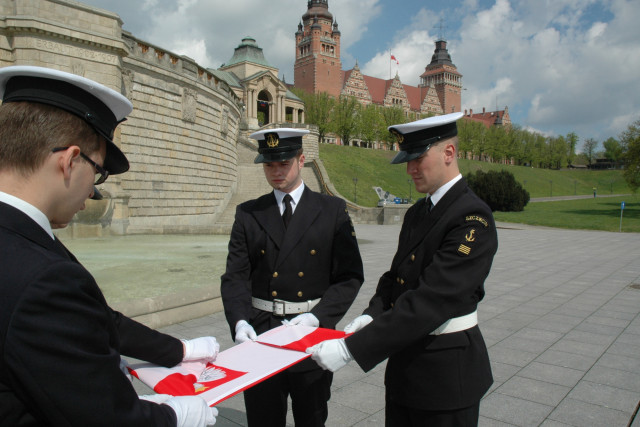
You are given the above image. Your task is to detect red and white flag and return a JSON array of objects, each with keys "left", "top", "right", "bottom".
[
  {"left": 391, "top": 54, "right": 399, "bottom": 65},
  {"left": 128, "top": 325, "right": 348, "bottom": 407}
]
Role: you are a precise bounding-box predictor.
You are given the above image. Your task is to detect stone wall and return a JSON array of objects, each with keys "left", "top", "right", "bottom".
[{"left": 0, "top": 0, "right": 243, "bottom": 236}]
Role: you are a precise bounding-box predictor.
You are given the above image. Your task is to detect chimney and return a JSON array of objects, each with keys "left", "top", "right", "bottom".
[
  {"left": 464, "top": 109, "right": 467, "bottom": 115},
  {"left": 482, "top": 107, "right": 485, "bottom": 113},
  {"left": 470, "top": 108, "right": 473, "bottom": 115}
]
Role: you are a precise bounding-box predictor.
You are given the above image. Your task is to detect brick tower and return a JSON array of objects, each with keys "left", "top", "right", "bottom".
[
  {"left": 419, "top": 39, "right": 463, "bottom": 114},
  {"left": 294, "top": 0, "right": 343, "bottom": 97}
]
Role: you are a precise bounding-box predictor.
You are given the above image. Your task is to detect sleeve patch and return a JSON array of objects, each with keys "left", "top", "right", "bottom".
[
  {"left": 458, "top": 227, "right": 479, "bottom": 256},
  {"left": 465, "top": 215, "right": 488, "bottom": 228}
]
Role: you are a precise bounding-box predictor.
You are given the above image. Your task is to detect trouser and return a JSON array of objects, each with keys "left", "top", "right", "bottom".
[
  {"left": 385, "top": 398, "right": 481, "bottom": 427},
  {"left": 244, "top": 366, "right": 333, "bottom": 427}
]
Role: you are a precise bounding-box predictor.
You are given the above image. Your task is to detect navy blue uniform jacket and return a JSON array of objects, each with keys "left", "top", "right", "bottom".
[
  {"left": 346, "top": 178, "right": 497, "bottom": 410},
  {"left": 220, "top": 186, "right": 364, "bottom": 370},
  {"left": 0, "top": 202, "right": 183, "bottom": 426}
]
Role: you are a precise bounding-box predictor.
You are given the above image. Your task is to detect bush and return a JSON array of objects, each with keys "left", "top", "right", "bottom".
[{"left": 466, "top": 170, "right": 530, "bottom": 212}]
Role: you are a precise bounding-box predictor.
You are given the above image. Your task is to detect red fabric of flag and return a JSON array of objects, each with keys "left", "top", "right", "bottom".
[
  {"left": 152, "top": 363, "right": 247, "bottom": 396},
  {"left": 391, "top": 54, "right": 399, "bottom": 64},
  {"left": 279, "top": 328, "right": 350, "bottom": 352}
]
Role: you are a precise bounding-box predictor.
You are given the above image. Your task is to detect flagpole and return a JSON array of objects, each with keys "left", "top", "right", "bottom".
[{"left": 389, "top": 50, "right": 391, "bottom": 79}]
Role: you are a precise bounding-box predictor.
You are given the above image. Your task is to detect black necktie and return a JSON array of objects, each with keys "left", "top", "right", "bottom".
[
  {"left": 282, "top": 194, "right": 293, "bottom": 229},
  {"left": 419, "top": 197, "right": 433, "bottom": 220},
  {"left": 426, "top": 197, "right": 434, "bottom": 213}
]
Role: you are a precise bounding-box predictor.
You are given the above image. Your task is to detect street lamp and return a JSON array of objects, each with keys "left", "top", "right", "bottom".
[
  {"left": 407, "top": 179, "right": 412, "bottom": 202},
  {"left": 353, "top": 177, "right": 358, "bottom": 203}
]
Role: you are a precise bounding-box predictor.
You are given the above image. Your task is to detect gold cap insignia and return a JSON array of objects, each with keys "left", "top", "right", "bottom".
[
  {"left": 266, "top": 134, "right": 279, "bottom": 148},
  {"left": 390, "top": 129, "right": 404, "bottom": 144}
]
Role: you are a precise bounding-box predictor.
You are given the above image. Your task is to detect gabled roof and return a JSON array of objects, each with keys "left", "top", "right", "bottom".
[
  {"left": 362, "top": 75, "right": 388, "bottom": 105},
  {"left": 463, "top": 108, "right": 509, "bottom": 128},
  {"left": 403, "top": 85, "right": 425, "bottom": 111}
]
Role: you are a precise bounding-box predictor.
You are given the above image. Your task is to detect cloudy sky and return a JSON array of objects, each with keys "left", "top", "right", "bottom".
[{"left": 80, "top": 0, "right": 640, "bottom": 148}]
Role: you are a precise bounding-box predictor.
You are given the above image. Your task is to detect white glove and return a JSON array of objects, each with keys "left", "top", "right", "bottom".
[
  {"left": 139, "top": 394, "right": 173, "bottom": 404},
  {"left": 234, "top": 320, "right": 257, "bottom": 343},
  {"left": 164, "top": 396, "right": 218, "bottom": 427},
  {"left": 306, "top": 338, "right": 352, "bottom": 372},
  {"left": 182, "top": 337, "right": 220, "bottom": 362},
  {"left": 343, "top": 314, "right": 373, "bottom": 334},
  {"left": 282, "top": 313, "right": 319, "bottom": 327}
]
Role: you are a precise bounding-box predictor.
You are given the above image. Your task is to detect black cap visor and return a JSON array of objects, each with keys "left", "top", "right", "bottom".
[
  {"left": 254, "top": 148, "right": 299, "bottom": 164},
  {"left": 391, "top": 144, "right": 432, "bottom": 164}
]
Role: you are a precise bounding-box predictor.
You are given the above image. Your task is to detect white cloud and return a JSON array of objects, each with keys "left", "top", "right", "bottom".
[{"left": 76, "top": 0, "right": 640, "bottom": 141}]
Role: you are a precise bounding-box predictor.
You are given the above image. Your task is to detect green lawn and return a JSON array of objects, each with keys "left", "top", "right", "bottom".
[
  {"left": 319, "top": 143, "right": 638, "bottom": 233},
  {"left": 494, "top": 196, "right": 639, "bottom": 233}
]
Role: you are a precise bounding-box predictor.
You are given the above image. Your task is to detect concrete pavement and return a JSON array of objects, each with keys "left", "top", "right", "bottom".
[{"left": 126, "top": 223, "right": 640, "bottom": 426}]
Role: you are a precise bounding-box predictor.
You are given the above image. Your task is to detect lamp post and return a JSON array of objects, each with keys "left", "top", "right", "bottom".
[
  {"left": 407, "top": 179, "right": 412, "bottom": 202},
  {"left": 353, "top": 177, "right": 358, "bottom": 204}
]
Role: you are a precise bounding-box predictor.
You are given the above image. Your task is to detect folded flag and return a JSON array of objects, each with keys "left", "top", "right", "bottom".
[{"left": 128, "top": 325, "right": 346, "bottom": 406}]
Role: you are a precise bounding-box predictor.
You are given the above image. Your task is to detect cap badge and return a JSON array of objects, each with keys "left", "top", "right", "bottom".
[
  {"left": 266, "top": 134, "right": 279, "bottom": 148},
  {"left": 390, "top": 129, "right": 404, "bottom": 144}
]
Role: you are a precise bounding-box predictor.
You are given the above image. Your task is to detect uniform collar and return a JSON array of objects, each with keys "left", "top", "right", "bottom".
[
  {"left": 274, "top": 181, "right": 305, "bottom": 213},
  {"left": 0, "top": 191, "right": 54, "bottom": 239},
  {"left": 429, "top": 174, "right": 462, "bottom": 207}
]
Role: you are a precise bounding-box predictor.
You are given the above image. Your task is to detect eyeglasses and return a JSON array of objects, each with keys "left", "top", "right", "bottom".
[{"left": 51, "top": 147, "right": 109, "bottom": 185}]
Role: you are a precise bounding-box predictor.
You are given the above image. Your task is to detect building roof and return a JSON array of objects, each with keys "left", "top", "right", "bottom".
[
  {"left": 302, "top": 0, "right": 333, "bottom": 21},
  {"left": 223, "top": 36, "right": 274, "bottom": 69},
  {"left": 362, "top": 75, "right": 388, "bottom": 105},
  {"left": 463, "top": 107, "right": 510, "bottom": 128},
  {"left": 208, "top": 68, "right": 243, "bottom": 89}
]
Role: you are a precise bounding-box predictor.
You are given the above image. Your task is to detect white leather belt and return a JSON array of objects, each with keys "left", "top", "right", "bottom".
[
  {"left": 430, "top": 311, "right": 478, "bottom": 335},
  {"left": 252, "top": 297, "right": 321, "bottom": 317}
]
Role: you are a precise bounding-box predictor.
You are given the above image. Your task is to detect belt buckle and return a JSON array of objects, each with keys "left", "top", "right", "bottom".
[{"left": 272, "top": 299, "right": 286, "bottom": 317}]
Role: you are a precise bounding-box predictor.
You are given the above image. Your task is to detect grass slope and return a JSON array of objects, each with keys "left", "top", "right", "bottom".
[{"left": 319, "top": 143, "right": 638, "bottom": 232}]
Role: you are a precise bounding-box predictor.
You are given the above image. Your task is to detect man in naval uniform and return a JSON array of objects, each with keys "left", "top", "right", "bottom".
[
  {"left": 308, "top": 112, "right": 497, "bottom": 426},
  {"left": 0, "top": 65, "right": 219, "bottom": 427},
  {"left": 220, "top": 128, "right": 364, "bottom": 426}
]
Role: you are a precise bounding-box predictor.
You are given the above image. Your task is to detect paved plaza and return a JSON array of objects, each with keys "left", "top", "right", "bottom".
[{"left": 122, "top": 223, "right": 640, "bottom": 426}]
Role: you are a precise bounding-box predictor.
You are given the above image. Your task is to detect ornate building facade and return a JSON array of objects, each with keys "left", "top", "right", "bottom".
[
  {"left": 216, "top": 37, "right": 305, "bottom": 129},
  {"left": 293, "top": 0, "right": 463, "bottom": 119}
]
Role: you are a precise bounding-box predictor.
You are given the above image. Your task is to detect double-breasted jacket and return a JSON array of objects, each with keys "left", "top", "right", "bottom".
[{"left": 346, "top": 178, "right": 497, "bottom": 410}]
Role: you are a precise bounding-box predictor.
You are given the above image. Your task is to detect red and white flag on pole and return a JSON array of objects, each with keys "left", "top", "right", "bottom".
[
  {"left": 128, "top": 325, "right": 348, "bottom": 407},
  {"left": 391, "top": 54, "right": 399, "bottom": 65}
]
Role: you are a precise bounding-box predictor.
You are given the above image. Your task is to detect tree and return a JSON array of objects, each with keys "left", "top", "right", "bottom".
[
  {"left": 620, "top": 118, "right": 640, "bottom": 192},
  {"left": 466, "top": 170, "right": 529, "bottom": 211},
  {"left": 331, "top": 96, "right": 359, "bottom": 146},
  {"left": 566, "top": 132, "right": 579, "bottom": 166},
  {"left": 603, "top": 137, "right": 624, "bottom": 165},
  {"left": 582, "top": 138, "right": 599, "bottom": 166},
  {"left": 291, "top": 88, "right": 334, "bottom": 144},
  {"left": 355, "top": 104, "right": 382, "bottom": 147},
  {"left": 379, "top": 106, "right": 406, "bottom": 149},
  {"left": 549, "top": 135, "right": 568, "bottom": 169}
]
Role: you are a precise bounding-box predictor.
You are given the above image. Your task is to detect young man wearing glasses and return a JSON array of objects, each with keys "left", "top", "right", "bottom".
[{"left": 0, "top": 66, "right": 219, "bottom": 426}]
